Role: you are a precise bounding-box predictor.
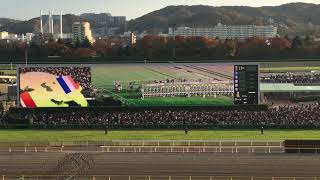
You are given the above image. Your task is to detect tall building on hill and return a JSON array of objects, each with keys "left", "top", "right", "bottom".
[
  {"left": 80, "top": 13, "right": 112, "bottom": 24},
  {"left": 113, "top": 16, "right": 126, "bottom": 27},
  {"left": 80, "top": 13, "right": 127, "bottom": 37},
  {"left": 168, "top": 23, "right": 278, "bottom": 41},
  {"left": 72, "top": 22, "right": 94, "bottom": 44}
]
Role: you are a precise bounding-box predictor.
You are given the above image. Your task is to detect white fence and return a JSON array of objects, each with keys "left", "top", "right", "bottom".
[
  {"left": 0, "top": 140, "right": 284, "bottom": 147},
  {"left": 1, "top": 175, "right": 320, "bottom": 180},
  {"left": 0, "top": 140, "right": 285, "bottom": 154},
  {"left": 0, "top": 140, "right": 283, "bottom": 149}
]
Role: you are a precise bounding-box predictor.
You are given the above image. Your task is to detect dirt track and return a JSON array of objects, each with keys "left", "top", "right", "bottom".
[{"left": 0, "top": 152, "right": 320, "bottom": 178}]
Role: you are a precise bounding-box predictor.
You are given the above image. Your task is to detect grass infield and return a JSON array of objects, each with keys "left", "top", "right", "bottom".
[{"left": 0, "top": 130, "right": 319, "bottom": 142}]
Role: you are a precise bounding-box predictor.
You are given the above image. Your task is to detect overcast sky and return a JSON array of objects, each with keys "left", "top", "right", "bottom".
[{"left": 1, "top": 0, "right": 319, "bottom": 20}]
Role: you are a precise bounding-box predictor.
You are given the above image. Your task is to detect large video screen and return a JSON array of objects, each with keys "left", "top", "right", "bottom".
[
  {"left": 19, "top": 66, "right": 91, "bottom": 108},
  {"left": 17, "top": 63, "right": 259, "bottom": 108},
  {"left": 91, "top": 63, "right": 238, "bottom": 106}
]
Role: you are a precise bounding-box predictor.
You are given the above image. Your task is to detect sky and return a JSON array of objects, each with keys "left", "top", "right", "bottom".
[{"left": 1, "top": 0, "right": 319, "bottom": 20}]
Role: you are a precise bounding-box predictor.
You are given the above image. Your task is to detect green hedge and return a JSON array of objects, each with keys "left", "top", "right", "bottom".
[
  {"left": 1, "top": 56, "right": 320, "bottom": 64},
  {"left": 1, "top": 124, "right": 319, "bottom": 130}
]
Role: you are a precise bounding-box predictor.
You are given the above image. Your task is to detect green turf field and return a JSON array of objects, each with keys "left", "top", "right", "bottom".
[
  {"left": 260, "top": 61, "right": 320, "bottom": 68},
  {"left": 0, "top": 130, "right": 320, "bottom": 142},
  {"left": 260, "top": 66, "right": 320, "bottom": 73},
  {"left": 260, "top": 61, "right": 320, "bottom": 73}
]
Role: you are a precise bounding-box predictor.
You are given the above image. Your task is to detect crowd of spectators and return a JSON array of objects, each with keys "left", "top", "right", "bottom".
[
  {"left": 19, "top": 66, "right": 92, "bottom": 90},
  {"left": 5, "top": 104, "right": 320, "bottom": 126},
  {"left": 261, "top": 72, "right": 320, "bottom": 84},
  {"left": 0, "top": 112, "right": 7, "bottom": 125}
]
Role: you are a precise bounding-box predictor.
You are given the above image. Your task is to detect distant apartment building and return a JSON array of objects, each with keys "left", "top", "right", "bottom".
[
  {"left": 32, "top": 33, "right": 55, "bottom": 44},
  {"left": 72, "top": 22, "right": 94, "bottom": 44},
  {"left": 130, "top": 32, "right": 137, "bottom": 44},
  {"left": 168, "top": 23, "right": 278, "bottom": 40},
  {"left": 113, "top": 16, "right": 126, "bottom": 27},
  {"left": 80, "top": 13, "right": 127, "bottom": 37},
  {"left": 21, "top": 33, "right": 34, "bottom": 43},
  {"left": 0, "top": 31, "right": 9, "bottom": 39},
  {"left": 123, "top": 31, "right": 137, "bottom": 44},
  {"left": 80, "top": 13, "right": 112, "bottom": 24}
]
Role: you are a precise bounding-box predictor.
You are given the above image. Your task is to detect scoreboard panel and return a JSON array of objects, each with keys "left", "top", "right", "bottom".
[{"left": 234, "top": 65, "right": 259, "bottom": 105}]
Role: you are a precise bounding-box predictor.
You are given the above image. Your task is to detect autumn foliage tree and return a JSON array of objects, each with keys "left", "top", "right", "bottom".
[
  {"left": 1, "top": 34, "right": 320, "bottom": 60},
  {"left": 92, "top": 39, "right": 114, "bottom": 56},
  {"left": 270, "top": 37, "right": 292, "bottom": 51},
  {"left": 238, "top": 37, "right": 269, "bottom": 58}
]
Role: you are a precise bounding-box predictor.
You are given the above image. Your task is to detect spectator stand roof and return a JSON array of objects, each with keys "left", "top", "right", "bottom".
[{"left": 260, "top": 83, "right": 320, "bottom": 93}]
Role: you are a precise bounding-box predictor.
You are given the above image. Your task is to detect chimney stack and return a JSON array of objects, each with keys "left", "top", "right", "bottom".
[
  {"left": 48, "top": 10, "right": 52, "bottom": 33},
  {"left": 40, "top": 10, "right": 43, "bottom": 34},
  {"left": 60, "top": 10, "right": 63, "bottom": 39},
  {"left": 51, "top": 10, "right": 54, "bottom": 34}
]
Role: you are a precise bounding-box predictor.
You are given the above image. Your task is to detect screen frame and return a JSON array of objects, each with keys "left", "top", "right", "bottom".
[{"left": 17, "top": 64, "right": 92, "bottom": 108}]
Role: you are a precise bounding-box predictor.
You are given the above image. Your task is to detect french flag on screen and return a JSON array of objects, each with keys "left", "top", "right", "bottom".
[
  {"left": 56, "top": 76, "right": 80, "bottom": 94},
  {"left": 20, "top": 91, "right": 36, "bottom": 108}
]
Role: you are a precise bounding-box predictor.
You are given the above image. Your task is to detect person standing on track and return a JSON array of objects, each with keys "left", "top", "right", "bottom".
[{"left": 105, "top": 125, "right": 108, "bottom": 135}]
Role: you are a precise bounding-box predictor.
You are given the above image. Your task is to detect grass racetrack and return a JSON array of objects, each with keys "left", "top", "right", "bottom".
[
  {"left": 1, "top": 130, "right": 320, "bottom": 142},
  {"left": 125, "top": 96, "right": 233, "bottom": 106}
]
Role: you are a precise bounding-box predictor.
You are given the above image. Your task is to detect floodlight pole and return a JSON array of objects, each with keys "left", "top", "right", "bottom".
[
  {"left": 25, "top": 49, "right": 28, "bottom": 66},
  {"left": 172, "top": 24, "right": 176, "bottom": 61}
]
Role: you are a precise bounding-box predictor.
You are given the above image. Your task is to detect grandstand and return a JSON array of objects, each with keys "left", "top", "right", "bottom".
[{"left": 260, "top": 72, "right": 320, "bottom": 105}]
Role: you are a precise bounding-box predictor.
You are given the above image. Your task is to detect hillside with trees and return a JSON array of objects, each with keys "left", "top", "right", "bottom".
[
  {"left": 128, "top": 3, "right": 320, "bottom": 37},
  {"left": 1, "top": 3, "right": 320, "bottom": 37}
]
